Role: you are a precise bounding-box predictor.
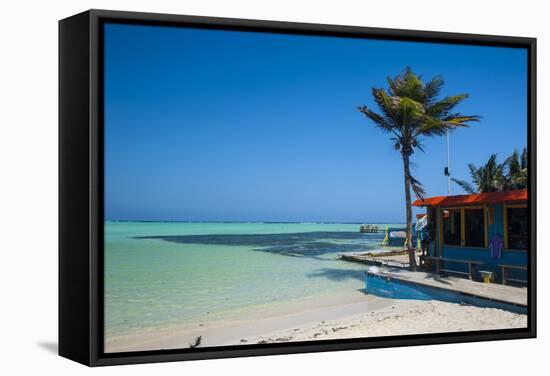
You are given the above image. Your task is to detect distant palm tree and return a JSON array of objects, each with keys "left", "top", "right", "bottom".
[
  {"left": 503, "top": 147, "right": 528, "bottom": 190},
  {"left": 358, "top": 67, "right": 480, "bottom": 271},
  {"left": 453, "top": 148, "right": 527, "bottom": 193},
  {"left": 452, "top": 154, "right": 505, "bottom": 193}
]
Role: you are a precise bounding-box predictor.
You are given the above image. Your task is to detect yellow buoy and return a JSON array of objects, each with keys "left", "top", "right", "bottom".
[{"left": 381, "top": 225, "right": 389, "bottom": 246}]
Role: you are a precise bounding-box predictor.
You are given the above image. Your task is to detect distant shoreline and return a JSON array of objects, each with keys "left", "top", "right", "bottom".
[{"left": 105, "top": 220, "right": 406, "bottom": 225}]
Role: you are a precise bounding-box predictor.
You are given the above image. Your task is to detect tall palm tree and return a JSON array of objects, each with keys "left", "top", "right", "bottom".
[{"left": 358, "top": 68, "right": 480, "bottom": 271}]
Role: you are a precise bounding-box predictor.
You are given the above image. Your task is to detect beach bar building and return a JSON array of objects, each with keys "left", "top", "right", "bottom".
[{"left": 412, "top": 189, "right": 528, "bottom": 285}]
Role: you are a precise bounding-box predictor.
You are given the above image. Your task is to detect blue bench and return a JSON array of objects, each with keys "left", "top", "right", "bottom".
[{"left": 498, "top": 264, "right": 527, "bottom": 286}]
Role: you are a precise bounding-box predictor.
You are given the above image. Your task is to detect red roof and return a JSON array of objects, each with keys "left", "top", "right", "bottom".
[{"left": 412, "top": 189, "right": 527, "bottom": 207}]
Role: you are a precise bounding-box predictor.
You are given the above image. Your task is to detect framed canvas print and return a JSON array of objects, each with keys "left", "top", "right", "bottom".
[{"left": 59, "top": 9, "right": 536, "bottom": 366}]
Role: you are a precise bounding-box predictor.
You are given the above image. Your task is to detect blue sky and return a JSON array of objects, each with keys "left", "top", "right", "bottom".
[{"left": 104, "top": 23, "right": 527, "bottom": 223}]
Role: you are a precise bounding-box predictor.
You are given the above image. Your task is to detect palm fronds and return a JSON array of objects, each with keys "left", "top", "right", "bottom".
[
  {"left": 451, "top": 178, "right": 477, "bottom": 194},
  {"left": 409, "top": 173, "right": 426, "bottom": 201},
  {"left": 503, "top": 147, "right": 528, "bottom": 190},
  {"left": 359, "top": 67, "right": 480, "bottom": 154},
  {"left": 452, "top": 149, "right": 528, "bottom": 193}
]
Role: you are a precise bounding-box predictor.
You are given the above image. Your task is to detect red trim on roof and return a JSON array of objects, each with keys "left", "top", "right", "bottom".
[{"left": 412, "top": 189, "right": 527, "bottom": 207}]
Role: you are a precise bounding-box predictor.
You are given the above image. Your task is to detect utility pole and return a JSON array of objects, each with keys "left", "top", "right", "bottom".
[{"left": 445, "top": 130, "right": 451, "bottom": 195}]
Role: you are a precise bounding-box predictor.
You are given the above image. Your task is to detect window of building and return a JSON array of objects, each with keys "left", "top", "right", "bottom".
[
  {"left": 464, "top": 208, "right": 485, "bottom": 247},
  {"left": 507, "top": 206, "right": 527, "bottom": 250},
  {"left": 442, "top": 209, "right": 461, "bottom": 246}
]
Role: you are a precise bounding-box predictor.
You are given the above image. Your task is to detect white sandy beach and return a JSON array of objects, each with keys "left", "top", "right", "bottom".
[
  {"left": 105, "top": 291, "right": 527, "bottom": 353},
  {"left": 246, "top": 300, "right": 527, "bottom": 345}
]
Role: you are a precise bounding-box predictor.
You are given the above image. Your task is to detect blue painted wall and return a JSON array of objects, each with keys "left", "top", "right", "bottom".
[
  {"left": 488, "top": 204, "right": 504, "bottom": 239},
  {"left": 440, "top": 246, "right": 526, "bottom": 282}
]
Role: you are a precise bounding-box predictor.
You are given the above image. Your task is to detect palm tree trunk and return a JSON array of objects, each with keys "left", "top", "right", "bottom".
[{"left": 402, "top": 154, "right": 417, "bottom": 271}]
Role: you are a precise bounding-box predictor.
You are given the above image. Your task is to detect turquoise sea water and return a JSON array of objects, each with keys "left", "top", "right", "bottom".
[{"left": 104, "top": 221, "right": 404, "bottom": 340}]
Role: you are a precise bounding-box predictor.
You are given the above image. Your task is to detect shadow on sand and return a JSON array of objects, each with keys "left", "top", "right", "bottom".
[{"left": 426, "top": 274, "right": 453, "bottom": 285}]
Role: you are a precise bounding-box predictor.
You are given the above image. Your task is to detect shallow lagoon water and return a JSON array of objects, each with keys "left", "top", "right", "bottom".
[{"left": 104, "top": 221, "right": 403, "bottom": 340}]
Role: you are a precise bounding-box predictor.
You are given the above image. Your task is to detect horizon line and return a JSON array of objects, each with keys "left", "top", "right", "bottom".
[{"left": 104, "top": 219, "right": 406, "bottom": 225}]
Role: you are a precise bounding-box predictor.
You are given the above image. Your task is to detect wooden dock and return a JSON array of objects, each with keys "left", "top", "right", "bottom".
[
  {"left": 339, "top": 251, "right": 418, "bottom": 269},
  {"left": 371, "top": 268, "right": 527, "bottom": 307},
  {"left": 339, "top": 251, "right": 527, "bottom": 307}
]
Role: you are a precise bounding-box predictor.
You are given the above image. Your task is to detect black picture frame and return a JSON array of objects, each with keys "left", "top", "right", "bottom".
[{"left": 59, "top": 9, "right": 537, "bottom": 367}]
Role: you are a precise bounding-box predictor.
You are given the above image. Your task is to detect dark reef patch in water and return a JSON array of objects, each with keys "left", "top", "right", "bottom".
[
  {"left": 307, "top": 268, "right": 366, "bottom": 282},
  {"left": 134, "top": 231, "right": 384, "bottom": 258}
]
